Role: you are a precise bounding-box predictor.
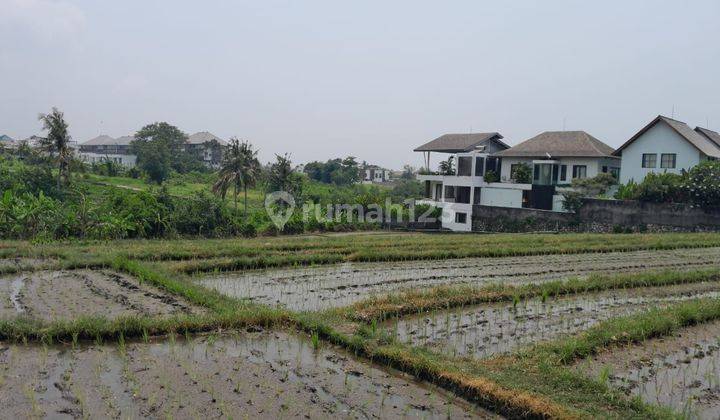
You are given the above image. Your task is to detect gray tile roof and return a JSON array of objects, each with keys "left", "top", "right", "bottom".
[
  {"left": 494, "top": 131, "right": 617, "bottom": 158},
  {"left": 695, "top": 127, "right": 720, "bottom": 149},
  {"left": 187, "top": 131, "right": 227, "bottom": 145},
  {"left": 82, "top": 135, "right": 135, "bottom": 146},
  {"left": 614, "top": 116, "right": 720, "bottom": 158},
  {"left": 414, "top": 132, "right": 507, "bottom": 153}
]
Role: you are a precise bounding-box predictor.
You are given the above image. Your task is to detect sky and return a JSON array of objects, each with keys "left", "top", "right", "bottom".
[{"left": 1, "top": 0, "right": 719, "bottom": 169}]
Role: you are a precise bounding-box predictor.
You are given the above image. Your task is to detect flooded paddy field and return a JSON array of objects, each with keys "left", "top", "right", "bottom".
[
  {"left": 196, "top": 247, "right": 720, "bottom": 311},
  {"left": 386, "top": 282, "right": 720, "bottom": 359},
  {"left": 0, "top": 330, "right": 496, "bottom": 419},
  {"left": 0, "top": 270, "right": 203, "bottom": 321},
  {"left": 576, "top": 320, "right": 720, "bottom": 419}
]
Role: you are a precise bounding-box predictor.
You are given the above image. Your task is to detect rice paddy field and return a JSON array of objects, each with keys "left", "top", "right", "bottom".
[{"left": 3, "top": 231, "right": 720, "bottom": 418}]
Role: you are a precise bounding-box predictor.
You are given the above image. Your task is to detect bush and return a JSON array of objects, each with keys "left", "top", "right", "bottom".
[
  {"left": 634, "top": 172, "right": 686, "bottom": 203},
  {"left": 571, "top": 173, "right": 617, "bottom": 197},
  {"left": 683, "top": 161, "right": 720, "bottom": 208},
  {"left": 510, "top": 163, "right": 532, "bottom": 184},
  {"left": 561, "top": 191, "right": 584, "bottom": 213}
]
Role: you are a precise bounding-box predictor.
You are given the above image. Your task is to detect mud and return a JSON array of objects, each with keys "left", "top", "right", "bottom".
[
  {"left": 0, "top": 270, "right": 203, "bottom": 321},
  {"left": 387, "top": 282, "right": 720, "bottom": 359},
  {"left": 196, "top": 247, "right": 720, "bottom": 311},
  {"left": 576, "top": 320, "right": 720, "bottom": 419},
  {"left": 0, "top": 331, "right": 497, "bottom": 419}
]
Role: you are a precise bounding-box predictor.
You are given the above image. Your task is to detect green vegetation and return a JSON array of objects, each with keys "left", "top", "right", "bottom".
[{"left": 615, "top": 160, "right": 720, "bottom": 207}]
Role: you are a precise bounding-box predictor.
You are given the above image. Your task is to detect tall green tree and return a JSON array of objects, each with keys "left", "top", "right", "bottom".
[
  {"left": 212, "top": 138, "right": 260, "bottom": 217},
  {"left": 38, "top": 107, "right": 72, "bottom": 189},
  {"left": 267, "top": 153, "right": 303, "bottom": 198},
  {"left": 132, "top": 122, "right": 199, "bottom": 179}
]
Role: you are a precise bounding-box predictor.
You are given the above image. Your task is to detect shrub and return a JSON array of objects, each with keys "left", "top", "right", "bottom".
[
  {"left": 484, "top": 170, "right": 499, "bottom": 183},
  {"left": 561, "top": 191, "right": 584, "bottom": 213},
  {"left": 683, "top": 161, "right": 720, "bottom": 207},
  {"left": 571, "top": 173, "right": 617, "bottom": 197},
  {"left": 634, "top": 172, "right": 686, "bottom": 203},
  {"left": 510, "top": 163, "right": 532, "bottom": 184}
]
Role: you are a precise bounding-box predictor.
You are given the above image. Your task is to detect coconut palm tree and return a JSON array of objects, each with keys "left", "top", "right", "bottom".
[
  {"left": 439, "top": 156, "right": 455, "bottom": 175},
  {"left": 212, "top": 138, "right": 260, "bottom": 218},
  {"left": 38, "top": 107, "right": 72, "bottom": 189}
]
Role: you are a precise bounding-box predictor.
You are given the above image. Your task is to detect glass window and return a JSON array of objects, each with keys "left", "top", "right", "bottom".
[
  {"left": 661, "top": 153, "right": 676, "bottom": 169},
  {"left": 473, "top": 187, "right": 481, "bottom": 204},
  {"left": 444, "top": 186, "right": 455, "bottom": 201},
  {"left": 560, "top": 165, "right": 567, "bottom": 181},
  {"left": 642, "top": 153, "right": 657, "bottom": 168},
  {"left": 455, "top": 212, "right": 467, "bottom": 223},
  {"left": 456, "top": 186, "right": 471, "bottom": 204},
  {"left": 457, "top": 156, "right": 472, "bottom": 176},
  {"left": 474, "top": 157, "right": 484, "bottom": 176},
  {"left": 572, "top": 165, "right": 587, "bottom": 179}
]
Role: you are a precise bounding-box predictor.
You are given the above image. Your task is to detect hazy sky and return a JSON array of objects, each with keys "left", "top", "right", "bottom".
[{"left": 1, "top": 0, "right": 719, "bottom": 169}]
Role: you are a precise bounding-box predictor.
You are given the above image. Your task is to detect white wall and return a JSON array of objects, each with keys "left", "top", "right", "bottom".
[
  {"left": 79, "top": 152, "right": 137, "bottom": 168},
  {"left": 500, "top": 157, "right": 616, "bottom": 183},
  {"left": 619, "top": 122, "right": 701, "bottom": 184},
  {"left": 479, "top": 186, "right": 523, "bottom": 208}
]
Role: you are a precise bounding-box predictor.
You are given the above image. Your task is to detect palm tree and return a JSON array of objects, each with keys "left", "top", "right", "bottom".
[
  {"left": 212, "top": 138, "right": 260, "bottom": 218},
  {"left": 38, "top": 107, "right": 72, "bottom": 189},
  {"left": 439, "top": 156, "right": 455, "bottom": 175}
]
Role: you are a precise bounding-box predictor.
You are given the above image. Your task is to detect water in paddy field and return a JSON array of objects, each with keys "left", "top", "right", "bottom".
[
  {"left": 578, "top": 320, "right": 720, "bottom": 419},
  {"left": 385, "top": 282, "right": 720, "bottom": 359},
  {"left": 0, "top": 331, "right": 495, "bottom": 419},
  {"left": 195, "top": 247, "right": 720, "bottom": 311}
]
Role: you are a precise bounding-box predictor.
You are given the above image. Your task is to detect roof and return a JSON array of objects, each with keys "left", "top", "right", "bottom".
[
  {"left": 187, "top": 131, "right": 227, "bottom": 145},
  {"left": 695, "top": 127, "right": 720, "bottom": 149},
  {"left": 494, "top": 131, "right": 617, "bottom": 158},
  {"left": 81, "top": 135, "right": 135, "bottom": 146},
  {"left": 0, "top": 135, "right": 14, "bottom": 142},
  {"left": 613, "top": 116, "right": 720, "bottom": 158},
  {"left": 414, "top": 132, "right": 507, "bottom": 153}
]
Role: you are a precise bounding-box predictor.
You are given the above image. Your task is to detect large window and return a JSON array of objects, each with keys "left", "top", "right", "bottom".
[
  {"left": 456, "top": 186, "right": 471, "bottom": 204},
  {"left": 444, "top": 185, "right": 455, "bottom": 201},
  {"left": 474, "top": 157, "right": 484, "bottom": 176},
  {"left": 572, "top": 165, "right": 587, "bottom": 179},
  {"left": 642, "top": 153, "right": 657, "bottom": 168},
  {"left": 457, "top": 156, "right": 472, "bottom": 176},
  {"left": 560, "top": 165, "right": 567, "bottom": 182},
  {"left": 660, "top": 153, "right": 677, "bottom": 169}
]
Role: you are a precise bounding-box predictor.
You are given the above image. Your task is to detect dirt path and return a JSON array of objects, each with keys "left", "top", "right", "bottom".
[
  {"left": 0, "top": 270, "right": 203, "bottom": 321},
  {"left": 0, "top": 331, "right": 498, "bottom": 419},
  {"left": 197, "top": 247, "right": 720, "bottom": 311}
]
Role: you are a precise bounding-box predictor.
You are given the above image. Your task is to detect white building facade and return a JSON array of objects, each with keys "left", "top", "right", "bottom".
[{"left": 614, "top": 116, "right": 720, "bottom": 184}]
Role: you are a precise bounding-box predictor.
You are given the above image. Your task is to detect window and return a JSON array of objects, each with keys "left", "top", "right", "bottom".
[
  {"left": 456, "top": 186, "right": 471, "bottom": 204},
  {"left": 610, "top": 167, "right": 620, "bottom": 179},
  {"left": 560, "top": 165, "right": 567, "bottom": 181},
  {"left": 572, "top": 165, "right": 587, "bottom": 179},
  {"left": 473, "top": 187, "right": 481, "bottom": 204},
  {"left": 661, "top": 153, "right": 676, "bottom": 169},
  {"left": 474, "top": 157, "right": 484, "bottom": 176},
  {"left": 457, "top": 156, "right": 472, "bottom": 176},
  {"left": 642, "top": 153, "right": 657, "bottom": 168},
  {"left": 444, "top": 185, "right": 455, "bottom": 201},
  {"left": 533, "top": 165, "right": 540, "bottom": 181},
  {"left": 455, "top": 212, "right": 467, "bottom": 224}
]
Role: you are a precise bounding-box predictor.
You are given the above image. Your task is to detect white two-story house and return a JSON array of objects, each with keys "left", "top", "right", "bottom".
[
  {"left": 415, "top": 133, "right": 510, "bottom": 231},
  {"left": 614, "top": 115, "right": 720, "bottom": 184},
  {"left": 415, "top": 130, "right": 619, "bottom": 231}
]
